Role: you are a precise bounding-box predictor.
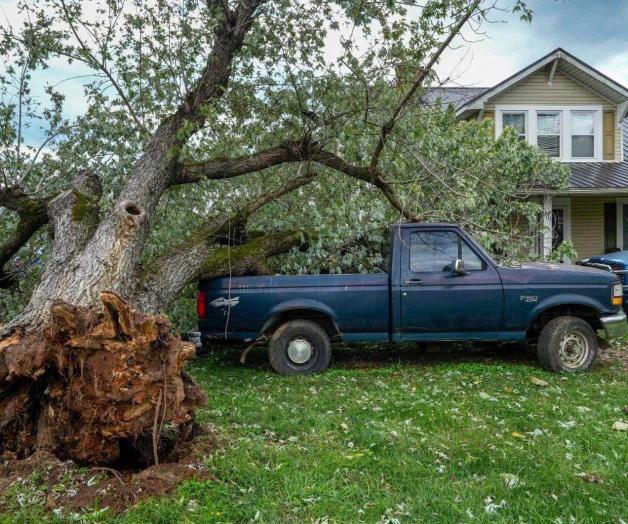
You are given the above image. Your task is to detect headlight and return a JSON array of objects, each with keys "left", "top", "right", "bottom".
[{"left": 611, "top": 282, "right": 623, "bottom": 306}]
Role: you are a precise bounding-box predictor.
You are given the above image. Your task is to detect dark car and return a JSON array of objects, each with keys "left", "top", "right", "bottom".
[
  {"left": 198, "top": 223, "right": 627, "bottom": 375},
  {"left": 579, "top": 250, "right": 628, "bottom": 311}
]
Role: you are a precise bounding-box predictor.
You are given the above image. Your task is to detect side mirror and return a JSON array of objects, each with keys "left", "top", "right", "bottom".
[{"left": 452, "top": 258, "right": 468, "bottom": 276}]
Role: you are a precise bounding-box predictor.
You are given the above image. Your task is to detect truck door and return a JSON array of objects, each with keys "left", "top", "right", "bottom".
[{"left": 399, "top": 228, "right": 504, "bottom": 338}]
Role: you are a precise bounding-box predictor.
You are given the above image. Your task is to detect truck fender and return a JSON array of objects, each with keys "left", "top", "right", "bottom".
[
  {"left": 260, "top": 299, "right": 341, "bottom": 336},
  {"left": 525, "top": 294, "right": 604, "bottom": 332}
]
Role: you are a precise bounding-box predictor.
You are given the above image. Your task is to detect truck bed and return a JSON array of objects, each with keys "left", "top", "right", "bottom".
[{"left": 198, "top": 273, "right": 390, "bottom": 342}]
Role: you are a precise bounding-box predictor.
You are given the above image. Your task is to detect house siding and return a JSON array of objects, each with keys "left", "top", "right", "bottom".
[
  {"left": 571, "top": 197, "right": 607, "bottom": 258},
  {"left": 485, "top": 70, "right": 620, "bottom": 160}
]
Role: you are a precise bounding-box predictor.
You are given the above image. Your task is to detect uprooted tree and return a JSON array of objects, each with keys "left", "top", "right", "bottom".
[{"left": 0, "top": 0, "right": 567, "bottom": 465}]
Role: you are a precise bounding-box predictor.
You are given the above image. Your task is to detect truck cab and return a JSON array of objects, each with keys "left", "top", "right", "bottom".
[{"left": 197, "top": 223, "right": 627, "bottom": 374}]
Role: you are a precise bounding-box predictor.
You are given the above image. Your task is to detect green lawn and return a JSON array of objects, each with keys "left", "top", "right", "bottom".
[{"left": 3, "top": 345, "right": 627, "bottom": 523}]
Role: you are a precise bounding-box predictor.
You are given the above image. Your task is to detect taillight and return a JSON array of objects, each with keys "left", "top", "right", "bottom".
[{"left": 196, "top": 291, "right": 206, "bottom": 318}]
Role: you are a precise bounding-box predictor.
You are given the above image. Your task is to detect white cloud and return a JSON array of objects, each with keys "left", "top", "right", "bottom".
[{"left": 598, "top": 51, "right": 628, "bottom": 87}]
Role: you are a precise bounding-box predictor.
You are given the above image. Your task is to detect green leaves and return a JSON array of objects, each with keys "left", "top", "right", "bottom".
[{"left": 0, "top": 0, "right": 538, "bottom": 317}]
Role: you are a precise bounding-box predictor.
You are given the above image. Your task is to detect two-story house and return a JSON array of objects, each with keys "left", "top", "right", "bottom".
[{"left": 427, "top": 48, "right": 628, "bottom": 260}]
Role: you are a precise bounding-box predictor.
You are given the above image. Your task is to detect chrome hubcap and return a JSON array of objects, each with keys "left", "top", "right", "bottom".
[
  {"left": 559, "top": 331, "right": 589, "bottom": 369},
  {"left": 287, "top": 337, "right": 313, "bottom": 364}
]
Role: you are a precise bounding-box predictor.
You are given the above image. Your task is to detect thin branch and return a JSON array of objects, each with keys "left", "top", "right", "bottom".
[
  {"left": 58, "top": 0, "right": 149, "bottom": 135},
  {"left": 367, "top": 0, "right": 482, "bottom": 175}
]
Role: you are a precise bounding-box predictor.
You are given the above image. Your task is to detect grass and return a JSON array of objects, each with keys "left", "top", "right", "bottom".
[{"left": 2, "top": 344, "right": 627, "bottom": 523}]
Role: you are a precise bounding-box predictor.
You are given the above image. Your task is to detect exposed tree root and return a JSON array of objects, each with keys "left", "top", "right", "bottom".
[{"left": 0, "top": 292, "right": 206, "bottom": 465}]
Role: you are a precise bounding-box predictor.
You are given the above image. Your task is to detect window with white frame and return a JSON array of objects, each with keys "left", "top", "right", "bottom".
[
  {"left": 537, "top": 111, "right": 561, "bottom": 157},
  {"left": 502, "top": 112, "right": 526, "bottom": 140},
  {"left": 496, "top": 106, "right": 602, "bottom": 161},
  {"left": 570, "top": 111, "right": 595, "bottom": 158}
]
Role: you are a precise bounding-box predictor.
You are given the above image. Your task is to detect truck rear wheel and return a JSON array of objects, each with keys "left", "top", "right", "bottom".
[
  {"left": 537, "top": 316, "right": 598, "bottom": 373},
  {"left": 268, "top": 320, "right": 332, "bottom": 375}
]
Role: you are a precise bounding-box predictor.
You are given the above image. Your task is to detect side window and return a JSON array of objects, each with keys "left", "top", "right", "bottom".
[{"left": 410, "top": 231, "right": 484, "bottom": 272}]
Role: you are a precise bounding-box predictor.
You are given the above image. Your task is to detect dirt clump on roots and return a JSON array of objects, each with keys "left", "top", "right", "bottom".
[
  {"left": 0, "top": 430, "right": 218, "bottom": 515},
  {"left": 0, "top": 291, "right": 207, "bottom": 466}
]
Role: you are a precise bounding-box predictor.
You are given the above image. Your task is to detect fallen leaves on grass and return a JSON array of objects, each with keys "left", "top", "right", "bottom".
[
  {"left": 529, "top": 377, "right": 549, "bottom": 387},
  {"left": 500, "top": 473, "right": 520, "bottom": 489},
  {"left": 484, "top": 496, "right": 507, "bottom": 514},
  {"left": 576, "top": 472, "right": 603, "bottom": 484},
  {"left": 611, "top": 421, "right": 628, "bottom": 431}
]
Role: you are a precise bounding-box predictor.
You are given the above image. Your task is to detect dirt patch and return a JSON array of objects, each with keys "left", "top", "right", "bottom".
[
  {"left": 0, "top": 429, "right": 218, "bottom": 516},
  {"left": 598, "top": 345, "right": 628, "bottom": 369}
]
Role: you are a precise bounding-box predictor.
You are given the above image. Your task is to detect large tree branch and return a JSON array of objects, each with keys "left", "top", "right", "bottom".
[
  {"left": 134, "top": 170, "right": 314, "bottom": 312},
  {"left": 0, "top": 187, "right": 49, "bottom": 288},
  {"left": 76, "top": 0, "right": 266, "bottom": 302},
  {"left": 368, "top": 0, "right": 482, "bottom": 174},
  {"left": 197, "top": 229, "right": 303, "bottom": 280},
  {"left": 174, "top": 139, "right": 415, "bottom": 220},
  {"left": 182, "top": 0, "right": 266, "bottom": 121},
  {"left": 102, "top": 0, "right": 266, "bottom": 286},
  {"left": 175, "top": 139, "right": 372, "bottom": 186}
]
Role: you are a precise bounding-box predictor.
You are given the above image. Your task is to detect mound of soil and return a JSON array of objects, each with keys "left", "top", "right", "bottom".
[{"left": 0, "top": 430, "right": 218, "bottom": 516}]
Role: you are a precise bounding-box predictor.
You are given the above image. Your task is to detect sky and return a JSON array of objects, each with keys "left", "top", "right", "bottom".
[
  {"left": 1, "top": 0, "right": 627, "bottom": 145},
  {"left": 437, "top": 0, "right": 628, "bottom": 88}
]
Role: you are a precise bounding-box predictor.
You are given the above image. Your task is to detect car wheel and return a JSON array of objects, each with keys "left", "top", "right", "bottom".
[
  {"left": 268, "top": 320, "right": 332, "bottom": 375},
  {"left": 537, "top": 316, "right": 598, "bottom": 373}
]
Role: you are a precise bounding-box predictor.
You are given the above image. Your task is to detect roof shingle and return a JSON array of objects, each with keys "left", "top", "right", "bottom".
[{"left": 419, "top": 87, "right": 489, "bottom": 111}]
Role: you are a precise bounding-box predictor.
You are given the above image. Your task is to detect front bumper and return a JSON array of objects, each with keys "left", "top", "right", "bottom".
[{"left": 600, "top": 311, "right": 628, "bottom": 339}]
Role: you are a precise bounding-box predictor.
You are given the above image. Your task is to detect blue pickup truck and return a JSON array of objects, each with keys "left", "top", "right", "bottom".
[{"left": 197, "top": 223, "right": 627, "bottom": 374}]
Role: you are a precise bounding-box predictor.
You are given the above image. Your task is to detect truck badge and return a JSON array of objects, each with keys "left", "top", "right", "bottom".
[
  {"left": 210, "top": 296, "right": 240, "bottom": 308},
  {"left": 520, "top": 295, "right": 538, "bottom": 303}
]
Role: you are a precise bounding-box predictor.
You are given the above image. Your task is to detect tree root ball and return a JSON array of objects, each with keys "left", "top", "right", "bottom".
[{"left": 0, "top": 292, "right": 206, "bottom": 466}]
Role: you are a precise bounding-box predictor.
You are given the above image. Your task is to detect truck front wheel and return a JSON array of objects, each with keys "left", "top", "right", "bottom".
[
  {"left": 537, "top": 316, "right": 598, "bottom": 373},
  {"left": 268, "top": 320, "right": 332, "bottom": 375}
]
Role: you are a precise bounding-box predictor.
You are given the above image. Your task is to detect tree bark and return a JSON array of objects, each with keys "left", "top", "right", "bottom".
[
  {"left": 136, "top": 230, "right": 305, "bottom": 313},
  {"left": 0, "top": 187, "right": 49, "bottom": 288}
]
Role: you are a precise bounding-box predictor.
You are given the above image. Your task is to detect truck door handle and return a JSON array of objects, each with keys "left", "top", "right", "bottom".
[{"left": 404, "top": 278, "right": 423, "bottom": 285}]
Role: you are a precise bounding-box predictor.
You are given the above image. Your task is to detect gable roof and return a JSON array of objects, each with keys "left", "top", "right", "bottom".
[{"left": 456, "top": 48, "right": 628, "bottom": 120}]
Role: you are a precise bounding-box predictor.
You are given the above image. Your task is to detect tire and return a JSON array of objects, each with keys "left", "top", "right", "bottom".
[
  {"left": 268, "top": 320, "right": 332, "bottom": 375},
  {"left": 537, "top": 316, "right": 598, "bottom": 373}
]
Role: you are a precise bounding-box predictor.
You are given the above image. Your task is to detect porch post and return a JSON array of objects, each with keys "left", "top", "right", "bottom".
[{"left": 542, "top": 194, "right": 553, "bottom": 259}]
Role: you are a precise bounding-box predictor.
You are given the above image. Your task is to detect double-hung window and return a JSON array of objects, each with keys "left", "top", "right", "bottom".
[
  {"left": 570, "top": 111, "right": 595, "bottom": 158},
  {"left": 502, "top": 112, "right": 526, "bottom": 140},
  {"left": 537, "top": 111, "right": 561, "bottom": 157}
]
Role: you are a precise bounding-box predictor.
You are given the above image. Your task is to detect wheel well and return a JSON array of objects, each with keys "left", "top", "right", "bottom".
[
  {"left": 262, "top": 308, "right": 340, "bottom": 338},
  {"left": 262, "top": 309, "right": 340, "bottom": 339},
  {"left": 526, "top": 304, "right": 602, "bottom": 340}
]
